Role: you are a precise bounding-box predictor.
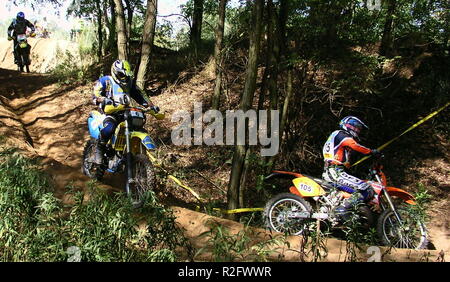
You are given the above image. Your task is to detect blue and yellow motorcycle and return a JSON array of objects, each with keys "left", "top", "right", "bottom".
[{"left": 82, "top": 96, "right": 164, "bottom": 208}]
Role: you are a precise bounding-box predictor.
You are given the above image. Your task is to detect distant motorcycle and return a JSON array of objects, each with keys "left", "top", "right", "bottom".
[{"left": 9, "top": 32, "right": 33, "bottom": 73}]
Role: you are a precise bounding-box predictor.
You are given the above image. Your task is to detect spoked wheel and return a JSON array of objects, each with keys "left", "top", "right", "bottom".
[
  {"left": 126, "top": 153, "right": 155, "bottom": 209},
  {"left": 81, "top": 139, "right": 105, "bottom": 180},
  {"left": 377, "top": 207, "right": 428, "bottom": 249},
  {"left": 264, "top": 193, "right": 313, "bottom": 235}
]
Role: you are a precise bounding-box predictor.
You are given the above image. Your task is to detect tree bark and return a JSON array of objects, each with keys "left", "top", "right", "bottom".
[
  {"left": 190, "top": 0, "right": 204, "bottom": 56},
  {"left": 107, "top": 0, "right": 117, "bottom": 56},
  {"left": 95, "top": 0, "right": 103, "bottom": 61},
  {"left": 211, "top": 0, "right": 227, "bottom": 110},
  {"left": 113, "top": 0, "right": 129, "bottom": 61},
  {"left": 227, "top": 0, "right": 264, "bottom": 220},
  {"left": 136, "top": 0, "right": 158, "bottom": 91},
  {"left": 124, "top": 0, "right": 133, "bottom": 39},
  {"left": 380, "top": 0, "right": 397, "bottom": 56}
]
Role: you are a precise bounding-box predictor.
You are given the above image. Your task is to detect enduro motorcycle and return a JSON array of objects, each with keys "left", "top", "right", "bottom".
[
  {"left": 82, "top": 96, "right": 164, "bottom": 208},
  {"left": 263, "top": 158, "right": 428, "bottom": 249},
  {"left": 12, "top": 33, "right": 32, "bottom": 73}
]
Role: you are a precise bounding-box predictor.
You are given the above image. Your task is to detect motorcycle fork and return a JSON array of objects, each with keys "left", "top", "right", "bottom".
[
  {"left": 124, "top": 118, "right": 133, "bottom": 195},
  {"left": 375, "top": 174, "right": 403, "bottom": 224}
]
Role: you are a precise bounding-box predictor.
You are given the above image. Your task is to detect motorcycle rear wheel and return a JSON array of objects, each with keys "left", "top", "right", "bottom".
[
  {"left": 264, "top": 193, "right": 313, "bottom": 235},
  {"left": 126, "top": 153, "right": 156, "bottom": 209},
  {"left": 377, "top": 207, "right": 428, "bottom": 249}
]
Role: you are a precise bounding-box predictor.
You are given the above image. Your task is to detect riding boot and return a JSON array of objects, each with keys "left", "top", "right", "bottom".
[{"left": 335, "top": 193, "right": 365, "bottom": 224}]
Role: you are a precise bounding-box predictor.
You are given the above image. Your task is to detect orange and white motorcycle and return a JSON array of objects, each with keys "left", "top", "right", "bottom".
[{"left": 263, "top": 158, "right": 428, "bottom": 249}]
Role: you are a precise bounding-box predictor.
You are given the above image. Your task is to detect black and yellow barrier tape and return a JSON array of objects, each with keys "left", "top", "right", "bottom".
[
  {"left": 353, "top": 101, "right": 450, "bottom": 167},
  {"left": 147, "top": 151, "right": 263, "bottom": 214}
]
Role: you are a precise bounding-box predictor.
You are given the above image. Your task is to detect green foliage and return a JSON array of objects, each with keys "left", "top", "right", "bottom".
[
  {"left": 196, "top": 218, "right": 287, "bottom": 262},
  {"left": 0, "top": 144, "right": 190, "bottom": 262},
  {"left": 50, "top": 49, "right": 90, "bottom": 85},
  {"left": 49, "top": 25, "right": 96, "bottom": 85}
]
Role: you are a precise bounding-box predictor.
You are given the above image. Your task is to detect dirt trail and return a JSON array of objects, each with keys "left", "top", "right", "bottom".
[
  {"left": 0, "top": 37, "right": 78, "bottom": 73},
  {"left": 0, "top": 34, "right": 448, "bottom": 260}
]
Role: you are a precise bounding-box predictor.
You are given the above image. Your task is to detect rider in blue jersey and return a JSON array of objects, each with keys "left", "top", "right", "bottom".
[{"left": 92, "top": 59, "right": 159, "bottom": 165}]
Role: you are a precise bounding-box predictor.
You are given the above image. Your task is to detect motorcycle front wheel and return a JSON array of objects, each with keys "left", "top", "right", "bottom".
[
  {"left": 377, "top": 207, "right": 428, "bottom": 249},
  {"left": 81, "top": 139, "right": 105, "bottom": 180},
  {"left": 264, "top": 193, "right": 313, "bottom": 236},
  {"left": 126, "top": 153, "right": 156, "bottom": 208}
]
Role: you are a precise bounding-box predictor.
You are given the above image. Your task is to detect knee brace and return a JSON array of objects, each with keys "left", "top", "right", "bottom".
[{"left": 99, "top": 117, "right": 117, "bottom": 143}]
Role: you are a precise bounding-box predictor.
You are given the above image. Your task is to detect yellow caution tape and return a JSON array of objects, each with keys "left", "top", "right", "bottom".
[
  {"left": 147, "top": 151, "right": 202, "bottom": 200},
  {"left": 353, "top": 101, "right": 450, "bottom": 167},
  {"left": 168, "top": 175, "right": 202, "bottom": 201},
  {"left": 213, "top": 207, "right": 264, "bottom": 214},
  {"left": 147, "top": 151, "right": 264, "bottom": 214}
]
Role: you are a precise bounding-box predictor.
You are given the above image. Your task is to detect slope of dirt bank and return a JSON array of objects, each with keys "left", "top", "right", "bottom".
[
  {"left": 0, "top": 56, "right": 448, "bottom": 261},
  {"left": 0, "top": 37, "right": 78, "bottom": 73}
]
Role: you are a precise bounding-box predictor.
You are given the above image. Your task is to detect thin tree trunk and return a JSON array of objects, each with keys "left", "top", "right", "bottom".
[
  {"left": 107, "top": 0, "right": 117, "bottom": 56},
  {"left": 190, "top": 0, "right": 204, "bottom": 57},
  {"left": 136, "top": 0, "right": 158, "bottom": 90},
  {"left": 113, "top": 0, "right": 129, "bottom": 61},
  {"left": 380, "top": 0, "right": 397, "bottom": 56},
  {"left": 227, "top": 0, "right": 264, "bottom": 220},
  {"left": 124, "top": 0, "right": 133, "bottom": 39},
  {"left": 95, "top": 0, "right": 103, "bottom": 61},
  {"left": 211, "top": 0, "right": 227, "bottom": 110}
]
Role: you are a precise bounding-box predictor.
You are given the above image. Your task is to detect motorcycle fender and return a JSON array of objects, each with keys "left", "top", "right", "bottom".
[
  {"left": 266, "top": 170, "right": 303, "bottom": 181},
  {"left": 386, "top": 187, "right": 416, "bottom": 205},
  {"left": 292, "top": 177, "right": 326, "bottom": 197},
  {"left": 87, "top": 111, "right": 105, "bottom": 139},
  {"left": 104, "top": 103, "right": 126, "bottom": 115},
  {"left": 130, "top": 131, "right": 156, "bottom": 151}
]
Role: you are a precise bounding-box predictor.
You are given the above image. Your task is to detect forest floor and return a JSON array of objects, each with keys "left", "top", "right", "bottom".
[{"left": 0, "top": 38, "right": 448, "bottom": 261}]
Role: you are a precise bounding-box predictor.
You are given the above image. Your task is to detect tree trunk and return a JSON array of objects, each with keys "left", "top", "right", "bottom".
[
  {"left": 380, "top": 0, "right": 397, "bottom": 56},
  {"left": 190, "top": 0, "right": 204, "bottom": 56},
  {"left": 124, "top": 0, "right": 133, "bottom": 39},
  {"left": 227, "top": 0, "right": 264, "bottom": 220},
  {"left": 113, "top": 0, "right": 129, "bottom": 61},
  {"left": 211, "top": 0, "right": 227, "bottom": 110},
  {"left": 107, "top": 0, "right": 117, "bottom": 56},
  {"left": 95, "top": 0, "right": 103, "bottom": 61},
  {"left": 136, "top": 0, "right": 158, "bottom": 91}
]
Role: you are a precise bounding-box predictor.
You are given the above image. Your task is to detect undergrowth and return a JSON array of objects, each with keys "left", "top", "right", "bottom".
[{"left": 0, "top": 143, "right": 191, "bottom": 262}]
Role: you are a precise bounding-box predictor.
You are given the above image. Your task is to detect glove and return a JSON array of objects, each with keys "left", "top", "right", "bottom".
[
  {"left": 371, "top": 149, "right": 383, "bottom": 158},
  {"left": 30, "top": 32, "right": 36, "bottom": 38},
  {"left": 101, "top": 98, "right": 115, "bottom": 107},
  {"left": 149, "top": 106, "right": 160, "bottom": 113},
  {"left": 7, "top": 36, "right": 13, "bottom": 41}
]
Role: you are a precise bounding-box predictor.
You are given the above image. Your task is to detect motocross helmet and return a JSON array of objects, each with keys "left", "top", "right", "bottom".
[
  {"left": 16, "top": 12, "right": 25, "bottom": 21},
  {"left": 339, "top": 116, "right": 368, "bottom": 139},
  {"left": 111, "top": 59, "right": 133, "bottom": 88}
]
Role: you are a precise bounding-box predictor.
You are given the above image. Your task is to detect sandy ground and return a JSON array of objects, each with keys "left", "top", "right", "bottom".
[{"left": 0, "top": 37, "right": 78, "bottom": 73}]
